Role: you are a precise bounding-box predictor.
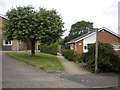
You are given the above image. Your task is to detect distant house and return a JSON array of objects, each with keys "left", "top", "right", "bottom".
[
  {"left": 66, "top": 27, "right": 120, "bottom": 55},
  {"left": 0, "top": 15, "right": 39, "bottom": 51}
]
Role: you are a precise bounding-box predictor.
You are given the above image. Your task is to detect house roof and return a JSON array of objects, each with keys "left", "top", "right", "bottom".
[
  {"left": 0, "top": 14, "right": 7, "bottom": 20},
  {"left": 65, "top": 27, "right": 120, "bottom": 45}
]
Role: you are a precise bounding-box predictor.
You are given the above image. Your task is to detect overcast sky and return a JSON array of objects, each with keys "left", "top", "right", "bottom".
[{"left": 0, "top": 0, "right": 119, "bottom": 38}]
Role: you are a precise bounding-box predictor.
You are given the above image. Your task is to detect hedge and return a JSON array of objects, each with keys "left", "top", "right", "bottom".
[
  {"left": 61, "top": 49, "right": 82, "bottom": 62},
  {"left": 40, "top": 43, "right": 58, "bottom": 55}
]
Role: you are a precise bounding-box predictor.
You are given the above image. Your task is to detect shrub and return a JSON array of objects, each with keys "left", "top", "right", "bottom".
[
  {"left": 61, "top": 49, "right": 68, "bottom": 56},
  {"left": 61, "top": 49, "right": 82, "bottom": 62},
  {"left": 40, "top": 43, "right": 58, "bottom": 55},
  {"left": 61, "top": 49, "right": 74, "bottom": 61},
  {"left": 73, "top": 52, "right": 82, "bottom": 62},
  {"left": 79, "top": 42, "right": 120, "bottom": 73}
]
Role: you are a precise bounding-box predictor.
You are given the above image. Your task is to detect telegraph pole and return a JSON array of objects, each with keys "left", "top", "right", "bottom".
[{"left": 95, "top": 28, "right": 98, "bottom": 73}]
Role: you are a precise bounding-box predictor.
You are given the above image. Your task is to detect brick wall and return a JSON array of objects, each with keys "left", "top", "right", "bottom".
[
  {"left": 35, "top": 41, "right": 39, "bottom": 50},
  {"left": 99, "top": 30, "right": 120, "bottom": 55},
  {"left": 12, "top": 40, "right": 18, "bottom": 51},
  {"left": 75, "top": 40, "right": 83, "bottom": 53},
  {"left": 0, "top": 16, "right": 6, "bottom": 35},
  {"left": 19, "top": 42, "right": 27, "bottom": 50},
  {"left": 0, "top": 16, "right": 2, "bottom": 35},
  {"left": 25, "top": 41, "right": 39, "bottom": 50},
  {"left": 115, "top": 51, "right": 120, "bottom": 55},
  {"left": 12, "top": 41, "right": 39, "bottom": 51},
  {"left": 98, "top": 30, "right": 120, "bottom": 43},
  {"left": 0, "top": 16, "right": 3, "bottom": 34}
]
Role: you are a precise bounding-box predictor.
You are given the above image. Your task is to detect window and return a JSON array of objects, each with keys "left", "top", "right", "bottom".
[
  {"left": 87, "top": 44, "right": 93, "bottom": 49},
  {"left": 3, "top": 40, "right": 12, "bottom": 46},
  {"left": 84, "top": 46, "right": 87, "bottom": 50},
  {"left": 111, "top": 43, "right": 120, "bottom": 50},
  {"left": 5, "top": 40, "right": 11, "bottom": 44}
]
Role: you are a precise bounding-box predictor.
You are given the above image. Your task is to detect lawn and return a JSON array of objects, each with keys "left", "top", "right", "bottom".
[{"left": 5, "top": 52, "right": 64, "bottom": 70}]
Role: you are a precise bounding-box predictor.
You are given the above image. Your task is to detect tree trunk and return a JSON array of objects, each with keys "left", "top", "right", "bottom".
[{"left": 31, "top": 40, "right": 35, "bottom": 57}]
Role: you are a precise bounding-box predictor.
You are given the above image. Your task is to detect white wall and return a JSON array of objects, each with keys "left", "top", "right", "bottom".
[
  {"left": 83, "top": 33, "right": 96, "bottom": 52},
  {"left": 70, "top": 44, "right": 74, "bottom": 50}
]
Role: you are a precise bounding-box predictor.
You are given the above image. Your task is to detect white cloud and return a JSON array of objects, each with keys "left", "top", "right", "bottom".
[{"left": 0, "top": 0, "right": 119, "bottom": 38}]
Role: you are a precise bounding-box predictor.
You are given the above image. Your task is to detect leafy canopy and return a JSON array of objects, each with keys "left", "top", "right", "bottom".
[
  {"left": 3, "top": 6, "right": 64, "bottom": 44},
  {"left": 69, "top": 20, "right": 94, "bottom": 36}
]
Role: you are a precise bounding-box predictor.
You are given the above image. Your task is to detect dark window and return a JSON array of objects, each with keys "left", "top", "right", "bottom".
[
  {"left": 87, "top": 44, "right": 93, "bottom": 49},
  {"left": 84, "top": 46, "right": 87, "bottom": 50},
  {"left": 5, "top": 40, "right": 11, "bottom": 45}
]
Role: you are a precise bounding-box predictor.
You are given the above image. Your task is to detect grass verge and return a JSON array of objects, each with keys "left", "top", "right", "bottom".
[{"left": 5, "top": 52, "right": 64, "bottom": 70}]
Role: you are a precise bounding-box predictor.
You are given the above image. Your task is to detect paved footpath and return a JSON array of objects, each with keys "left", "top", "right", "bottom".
[
  {"left": 56, "top": 55, "right": 90, "bottom": 75},
  {"left": 2, "top": 53, "right": 87, "bottom": 88},
  {"left": 57, "top": 55, "right": 119, "bottom": 88}
]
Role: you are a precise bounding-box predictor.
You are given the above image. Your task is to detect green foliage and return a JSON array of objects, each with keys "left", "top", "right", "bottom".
[
  {"left": 3, "top": 6, "right": 64, "bottom": 43},
  {"left": 63, "top": 20, "right": 96, "bottom": 44},
  {"left": 69, "top": 20, "right": 94, "bottom": 36},
  {"left": 61, "top": 49, "right": 82, "bottom": 62},
  {"left": 37, "top": 8, "right": 65, "bottom": 44},
  {"left": 61, "top": 49, "right": 74, "bottom": 61},
  {"left": 40, "top": 43, "right": 58, "bottom": 55},
  {"left": 57, "top": 38, "right": 64, "bottom": 45},
  {"left": 3, "top": 6, "right": 64, "bottom": 56},
  {"left": 80, "top": 42, "right": 120, "bottom": 73},
  {"left": 73, "top": 52, "right": 82, "bottom": 62}
]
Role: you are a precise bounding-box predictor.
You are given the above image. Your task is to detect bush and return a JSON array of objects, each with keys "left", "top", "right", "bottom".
[
  {"left": 61, "top": 49, "right": 74, "bottom": 61},
  {"left": 61, "top": 49, "right": 68, "bottom": 56},
  {"left": 61, "top": 49, "right": 82, "bottom": 62},
  {"left": 40, "top": 43, "right": 58, "bottom": 55},
  {"left": 73, "top": 52, "right": 82, "bottom": 62},
  {"left": 79, "top": 42, "right": 120, "bottom": 73}
]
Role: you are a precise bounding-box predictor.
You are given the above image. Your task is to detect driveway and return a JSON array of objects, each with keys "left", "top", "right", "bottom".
[{"left": 2, "top": 53, "right": 86, "bottom": 88}]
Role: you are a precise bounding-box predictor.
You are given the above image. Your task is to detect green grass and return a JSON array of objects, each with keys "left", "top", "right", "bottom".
[{"left": 5, "top": 52, "right": 64, "bottom": 70}]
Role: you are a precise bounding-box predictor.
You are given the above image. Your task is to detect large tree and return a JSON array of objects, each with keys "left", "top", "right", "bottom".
[
  {"left": 63, "top": 21, "right": 95, "bottom": 44},
  {"left": 69, "top": 20, "right": 94, "bottom": 36},
  {"left": 3, "top": 6, "right": 64, "bottom": 57}
]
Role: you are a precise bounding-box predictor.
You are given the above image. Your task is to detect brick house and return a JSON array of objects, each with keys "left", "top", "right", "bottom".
[
  {"left": 66, "top": 27, "right": 120, "bottom": 55},
  {"left": 0, "top": 15, "right": 39, "bottom": 51}
]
